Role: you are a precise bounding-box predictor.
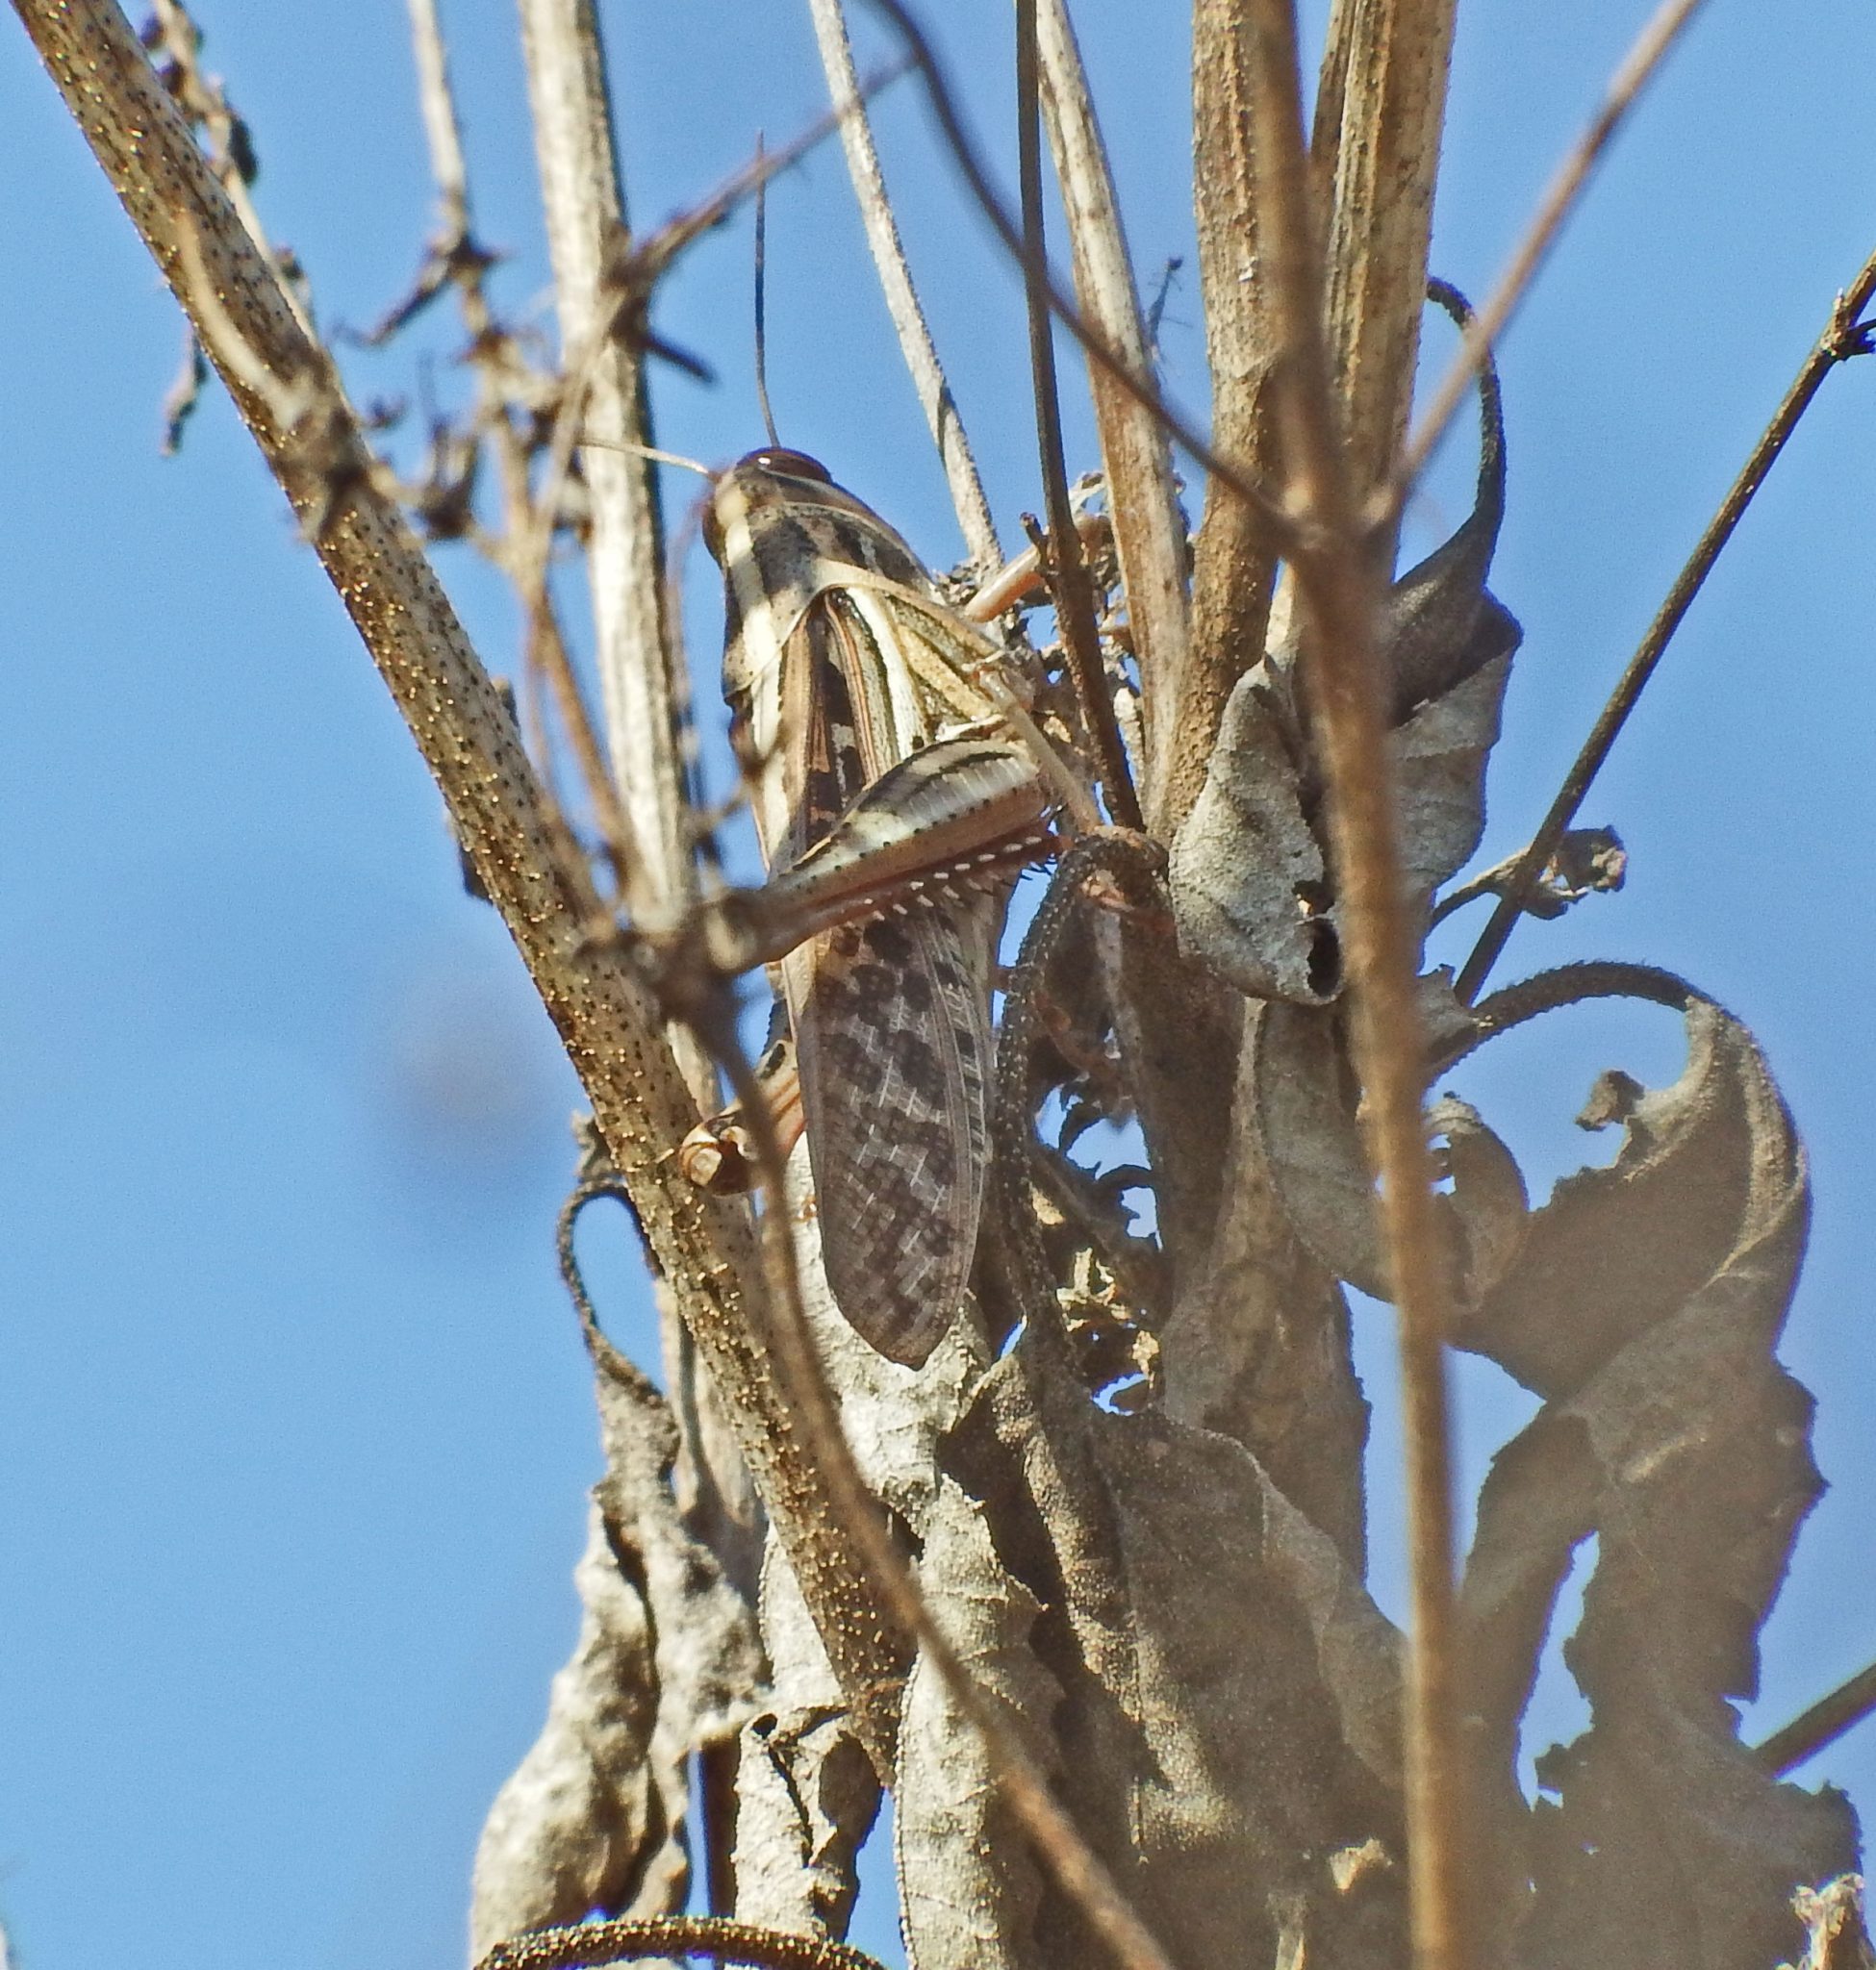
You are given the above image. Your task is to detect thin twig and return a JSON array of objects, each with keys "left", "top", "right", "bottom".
[
  {"left": 516, "top": 0, "right": 686, "bottom": 920},
  {"left": 1387, "top": 0, "right": 1708, "bottom": 513},
  {"left": 1235, "top": 5, "right": 1470, "bottom": 1969},
  {"left": 1455, "top": 243, "right": 1876, "bottom": 1002},
  {"left": 395, "top": 0, "right": 638, "bottom": 890},
  {"left": 1031, "top": 0, "right": 1191, "bottom": 813},
  {"left": 404, "top": 0, "right": 469, "bottom": 233},
  {"left": 1754, "top": 1659, "right": 1876, "bottom": 1779},
  {"left": 806, "top": 0, "right": 1000, "bottom": 568},
  {"left": 753, "top": 134, "right": 782, "bottom": 450},
  {"left": 1016, "top": 0, "right": 1141, "bottom": 831}
]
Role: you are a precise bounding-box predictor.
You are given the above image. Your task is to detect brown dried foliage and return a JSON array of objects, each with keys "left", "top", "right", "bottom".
[{"left": 13, "top": 3, "right": 1875, "bottom": 1969}]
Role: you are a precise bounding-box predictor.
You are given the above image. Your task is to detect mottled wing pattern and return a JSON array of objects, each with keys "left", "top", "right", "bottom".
[{"left": 793, "top": 899, "right": 999, "bottom": 1366}]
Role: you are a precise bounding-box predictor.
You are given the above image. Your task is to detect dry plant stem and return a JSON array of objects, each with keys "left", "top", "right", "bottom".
[
  {"left": 149, "top": 0, "right": 313, "bottom": 337},
  {"left": 1181, "top": 0, "right": 1283, "bottom": 838},
  {"left": 12, "top": 0, "right": 909, "bottom": 1742},
  {"left": 806, "top": 0, "right": 1000, "bottom": 569},
  {"left": 1310, "top": 0, "right": 1457, "bottom": 540},
  {"left": 517, "top": 0, "right": 686, "bottom": 912},
  {"left": 404, "top": 0, "right": 468, "bottom": 231},
  {"left": 1016, "top": 0, "right": 1142, "bottom": 831},
  {"left": 397, "top": 0, "right": 638, "bottom": 882},
  {"left": 712, "top": 1017, "right": 1178, "bottom": 1970},
  {"left": 1755, "top": 1659, "right": 1876, "bottom": 1780},
  {"left": 1238, "top": 5, "right": 1470, "bottom": 1969},
  {"left": 1032, "top": 0, "right": 1191, "bottom": 811},
  {"left": 860, "top": 0, "right": 1298, "bottom": 545},
  {"left": 1455, "top": 242, "right": 1876, "bottom": 1002},
  {"left": 1390, "top": 0, "right": 1707, "bottom": 508},
  {"left": 477, "top": 1912, "right": 889, "bottom": 1970}
]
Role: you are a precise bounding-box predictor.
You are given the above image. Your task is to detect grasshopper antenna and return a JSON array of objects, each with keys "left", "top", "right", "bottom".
[{"left": 753, "top": 131, "right": 782, "bottom": 450}]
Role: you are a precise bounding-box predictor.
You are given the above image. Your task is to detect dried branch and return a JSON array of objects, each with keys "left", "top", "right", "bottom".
[
  {"left": 12, "top": 0, "right": 912, "bottom": 1748},
  {"left": 805, "top": 0, "right": 1000, "bottom": 569},
  {"left": 1032, "top": 0, "right": 1191, "bottom": 817},
  {"left": 405, "top": 0, "right": 469, "bottom": 233},
  {"left": 1311, "top": 0, "right": 1458, "bottom": 531},
  {"left": 857, "top": 0, "right": 1296, "bottom": 542},
  {"left": 516, "top": 0, "right": 685, "bottom": 912},
  {"left": 1233, "top": 6, "right": 1469, "bottom": 1970},
  {"left": 392, "top": 0, "right": 638, "bottom": 889},
  {"left": 1179, "top": 0, "right": 1282, "bottom": 838},
  {"left": 1016, "top": 0, "right": 1142, "bottom": 830},
  {"left": 1456, "top": 241, "right": 1876, "bottom": 1000},
  {"left": 1756, "top": 1659, "right": 1876, "bottom": 1780},
  {"left": 1390, "top": 0, "right": 1708, "bottom": 508}
]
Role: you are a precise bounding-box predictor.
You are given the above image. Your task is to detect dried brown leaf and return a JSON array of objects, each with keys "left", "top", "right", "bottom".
[
  {"left": 899, "top": 1329, "right": 1406, "bottom": 1970},
  {"left": 471, "top": 1353, "right": 764, "bottom": 1957},
  {"left": 470, "top": 1504, "right": 663, "bottom": 1958},
  {"left": 1249, "top": 984, "right": 1527, "bottom": 1304},
  {"left": 1168, "top": 668, "right": 1334, "bottom": 1005},
  {"left": 1453, "top": 991, "right": 1860, "bottom": 1968}
]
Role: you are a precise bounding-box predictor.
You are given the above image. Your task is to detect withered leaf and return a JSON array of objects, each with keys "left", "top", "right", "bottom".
[
  {"left": 899, "top": 1326, "right": 1406, "bottom": 1970},
  {"left": 470, "top": 1347, "right": 764, "bottom": 1957},
  {"left": 1168, "top": 665, "right": 1335, "bottom": 1005},
  {"left": 732, "top": 1540, "right": 881, "bottom": 1944},
  {"left": 1250, "top": 980, "right": 1528, "bottom": 1304},
  {"left": 1452, "top": 985, "right": 1859, "bottom": 1969}
]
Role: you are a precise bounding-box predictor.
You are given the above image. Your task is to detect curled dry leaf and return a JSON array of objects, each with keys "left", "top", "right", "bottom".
[
  {"left": 470, "top": 1503, "right": 663, "bottom": 1960},
  {"left": 1171, "top": 284, "right": 1518, "bottom": 1001},
  {"left": 1167, "top": 666, "right": 1336, "bottom": 1005},
  {"left": 896, "top": 1475, "right": 1058, "bottom": 1970},
  {"left": 1249, "top": 975, "right": 1529, "bottom": 1304},
  {"left": 470, "top": 1347, "right": 764, "bottom": 1958},
  {"left": 1452, "top": 983, "right": 1860, "bottom": 1970},
  {"left": 1170, "top": 643, "right": 1512, "bottom": 1007},
  {"left": 899, "top": 1325, "right": 1406, "bottom": 1970}
]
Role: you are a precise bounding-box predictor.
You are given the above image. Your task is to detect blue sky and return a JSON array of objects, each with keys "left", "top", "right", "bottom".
[{"left": 3, "top": 4, "right": 1874, "bottom": 1967}]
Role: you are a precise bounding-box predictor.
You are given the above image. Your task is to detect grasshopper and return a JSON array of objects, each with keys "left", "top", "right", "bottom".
[{"left": 698, "top": 447, "right": 1067, "bottom": 1366}]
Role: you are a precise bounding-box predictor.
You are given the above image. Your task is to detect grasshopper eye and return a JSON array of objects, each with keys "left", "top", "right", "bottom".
[{"left": 747, "top": 447, "right": 832, "bottom": 484}]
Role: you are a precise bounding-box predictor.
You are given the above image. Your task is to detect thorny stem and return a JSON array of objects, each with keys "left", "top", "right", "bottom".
[
  {"left": 1015, "top": 0, "right": 1142, "bottom": 831},
  {"left": 1387, "top": 0, "right": 1708, "bottom": 513},
  {"left": 477, "top": 1913, "right": 890, "bottom": 1970},
  {"left": 1755, "top": 1658, "right": 1876, "bottom": 1779},
  {"left": 1455, "top": 242, "right": 1876, "bottom": 1002},
  {"left": 1237, "top": 4, "right": 1471, "bottom": 1968}
]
